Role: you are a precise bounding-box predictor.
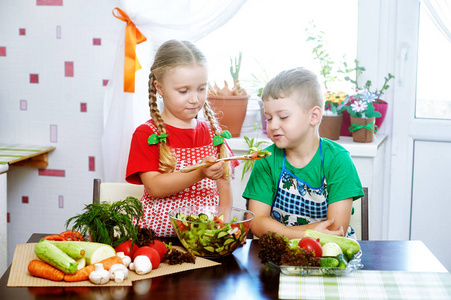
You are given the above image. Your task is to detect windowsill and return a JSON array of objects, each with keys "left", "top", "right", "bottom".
[{"left": 228, "top": 132, "right": 388, "bottom": 158}]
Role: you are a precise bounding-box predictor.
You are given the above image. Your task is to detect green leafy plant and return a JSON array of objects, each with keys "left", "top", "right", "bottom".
[
  {"left": 65, "top": 197, "right": 144, "bottom": 247},
  {"left": 305, "top": 21, "right": 338, "bottom": 91},
  {"left": 241, "top": 136, "right": 269, "bottom": 180}
]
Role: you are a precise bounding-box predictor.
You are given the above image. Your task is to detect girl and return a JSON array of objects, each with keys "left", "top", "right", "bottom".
[{"left": 126, "top": 40, "right": 237, "bottom": 237}]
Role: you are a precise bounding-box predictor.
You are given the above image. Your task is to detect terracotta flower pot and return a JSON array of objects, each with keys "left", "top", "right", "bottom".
[
  {"left": 319, "top": 114, "right": 343, "bottom": 140},
  {"left": 208, "top": 95, "right": 250, "bottom": 137},
  {"left": 341, "top": 100, "right": 388, "bottom": 136},
  {"left": 350, "top": 116, "right": 376, "bottom": 143}
]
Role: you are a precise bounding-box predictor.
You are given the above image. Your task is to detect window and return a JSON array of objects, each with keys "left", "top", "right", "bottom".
[
  {"left": 197, "top": 0, "right": 358, "bottom": 96},
  {"left": 416, "top": 5, "right": 451, "bottom": 120}
]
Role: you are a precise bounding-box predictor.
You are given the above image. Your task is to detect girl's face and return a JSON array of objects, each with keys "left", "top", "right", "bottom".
[
  {"left": 264, "top": 96, "right": 317, "bottom": 150},
  {"left": 155, "top": 64, "right": 208, "bottom": 128}
]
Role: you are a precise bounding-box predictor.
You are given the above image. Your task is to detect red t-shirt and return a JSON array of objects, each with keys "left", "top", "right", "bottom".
[{"left": 126, "top": 119, "right": 231, "bottom": 184}]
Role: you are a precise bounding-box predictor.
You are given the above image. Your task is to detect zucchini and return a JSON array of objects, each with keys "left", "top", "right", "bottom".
[
  {"left": 34, "top": 239, "right": 78, "bottom": 274},
  {"left": 44, "top": 240, "right": 86, "bottom": 259},
  {"left": 304, "top": 230, "right": 360, "bottom": 254}
]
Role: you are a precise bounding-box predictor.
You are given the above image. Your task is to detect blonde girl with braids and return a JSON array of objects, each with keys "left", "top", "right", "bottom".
[{"left": 126, "top": 40, "right": 238, "bottom": 237}]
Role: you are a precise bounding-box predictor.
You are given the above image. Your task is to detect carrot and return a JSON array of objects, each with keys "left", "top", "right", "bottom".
[
  {"left": 43, "top": 234, "right": 66, "bottom": 241},
  {"left": 28, "top": 260, "right": 64, "bottom": 281},
  {"left": 64, "top": 255, "right": 123, "bottom": 282},
  {"left": 60, "top": 230, "right": 84, "bottom": 241}
]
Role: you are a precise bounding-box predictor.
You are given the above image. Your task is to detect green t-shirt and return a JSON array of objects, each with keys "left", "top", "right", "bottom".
[{"left": 242, "top": 138, "right": 364, "bottom": 206}]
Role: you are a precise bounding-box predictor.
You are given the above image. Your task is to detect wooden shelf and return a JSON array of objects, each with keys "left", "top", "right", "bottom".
[{"left": 0, "top": 145, "right": 56, "bottom": 168}]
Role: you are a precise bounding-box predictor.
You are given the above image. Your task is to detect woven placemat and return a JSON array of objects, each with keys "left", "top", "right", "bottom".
[{"left": 7, "top": 243, "right": 220, "bottom": 287}]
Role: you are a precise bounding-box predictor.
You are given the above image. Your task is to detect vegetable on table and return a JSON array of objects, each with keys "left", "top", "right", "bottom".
[
  {"left": 304, "top": 229, "right": 360, "bottom": 254},
  {"left": 45, "top": 240, "right": 86, "bottom": 259},
  {"left": 89, "top": 263, "right": 110, "bottom": 285},
  {"left": 321, "top": 242, "right": 343, "bottom": 257},
  {"left": 28, "top": 260, "right": 65, "bottom": 281},
  {"left": 34, "top": 239, "right": 78, "bottom": 274},
  {"left": 132, "top": 246, "right": 160, "bottom": 269},
  {"left": 129, "top": 255, "right": 152, "bottom": 275},
  {"left": 64, "top": 255, "right": 123, "bottom": 282},
  {"left": 116, "top": 252, "right": 131, "bottom": 268},
  {"left": 148, "top": 240, "right": 167, "bottom": 262},
  {"left": 65, "top": 197, "right": 144, "bottom": 247},
  {"left": 109, "top": 264, "right": 129, "bottom": 283},
  {"left": 115, "top": 240, "right": 139, "bottom": 258},
  {"left": 320, "top": 257, "right": 339, "bottom": 268},
  {"left": 60, "top": 230, "right": 85, "bottom": 241},
  {"left": 293, "top": 237, "right": 323, "bottom": 257}
]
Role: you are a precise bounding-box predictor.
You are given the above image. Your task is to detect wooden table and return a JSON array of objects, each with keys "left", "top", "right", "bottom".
[{"left": 0, "top": 234, "right": 447, "bottom": 300}]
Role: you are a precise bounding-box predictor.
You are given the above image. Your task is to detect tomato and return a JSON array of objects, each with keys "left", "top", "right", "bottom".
[
  {"left": 148, "top": 240, "right": 167, "bottom": 262},
  {"left": 43, "top": 234, "right": 66, "bottom": 241},
  {"left": 298, "top": 237, "right": 323, "bottom": 257},
  {"left": 176, "top": 220, "right": 187, "bottom": 231},
  {"left": 115, "top": 240, "right": 139, "bottom": 258},
  {"left": 132, "top": 246, "right": 160, "bottom": 269}
]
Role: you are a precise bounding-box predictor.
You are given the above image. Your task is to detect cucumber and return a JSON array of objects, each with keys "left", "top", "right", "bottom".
[
  {"left": 337, "top": 254, "right": 348, "bottom": 269},
  {"left": 320, "top": 257, "right": 339, "bottom": 268},
  {"left": 44, "top": 240, "right": 86, "bottom": 259},
  {"left": 34, "top": 240, "right": 78, "bottom": 274},
  {"left": 304, "top": 230, "right": 360, "bottom": 254}
]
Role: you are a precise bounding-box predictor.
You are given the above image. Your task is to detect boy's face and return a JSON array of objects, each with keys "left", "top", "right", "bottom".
[{"left": 263, "top": 96, "right": 315, "bottom": 149}]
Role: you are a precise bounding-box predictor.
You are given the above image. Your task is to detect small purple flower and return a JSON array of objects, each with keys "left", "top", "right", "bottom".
[
  {"left": 351, "top": 100, "right": 368, "bottom": 113},
  {"left": 360, "top": 91, "right": 378, "bottom": 103}
]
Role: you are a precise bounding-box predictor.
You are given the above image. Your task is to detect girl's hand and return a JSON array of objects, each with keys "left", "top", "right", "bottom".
[
  {"left": 200, "top": 157, "right": 224, "bottom": 180},
  {"left": 312, "top": 219, "right": 344, "bottom": 236}
]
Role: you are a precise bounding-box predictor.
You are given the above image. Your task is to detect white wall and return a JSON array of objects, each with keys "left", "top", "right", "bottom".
[{"left": 0, "top": 0, "right": 120, "bottom": 266}]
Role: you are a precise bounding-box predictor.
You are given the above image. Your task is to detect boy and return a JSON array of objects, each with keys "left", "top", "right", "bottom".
[{"left": 243, "top": 67, "right": 363, "bottom": 239}]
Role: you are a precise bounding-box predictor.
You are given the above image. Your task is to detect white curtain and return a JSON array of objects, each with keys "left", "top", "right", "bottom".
[
  {"left": 421, "top": 0, "right": 451, "bottom": 42},
  {"left": 102, "top": 0, "right": 247, "bottom": 182}
]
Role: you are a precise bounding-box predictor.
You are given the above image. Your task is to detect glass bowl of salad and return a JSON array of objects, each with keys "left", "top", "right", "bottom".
[{"left": 169, "top": 205, "right": 255, "bottom": 257}]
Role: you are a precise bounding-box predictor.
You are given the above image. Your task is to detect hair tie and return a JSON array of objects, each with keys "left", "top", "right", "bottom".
[
  {"left": 148, "top": 134, "right": 169, "bottom": 145},
  {"left": 213, "top": 130, "right": 232, "bottom": 146}
]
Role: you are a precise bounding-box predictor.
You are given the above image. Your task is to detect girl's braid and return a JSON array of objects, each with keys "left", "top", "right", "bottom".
[
  {"left": 203, "top": 101, "right": 232, "bottom": 180},
  {"left": 148, "top": 72, "right": 177, "bottom": 173}
]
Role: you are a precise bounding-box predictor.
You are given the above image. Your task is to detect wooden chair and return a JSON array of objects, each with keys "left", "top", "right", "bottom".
[
  {"left": 349, "top": 187, "right": 369, "bottom": 240},
  {"left": 92, "top": 178, "right": 144, "bottom": 204}
]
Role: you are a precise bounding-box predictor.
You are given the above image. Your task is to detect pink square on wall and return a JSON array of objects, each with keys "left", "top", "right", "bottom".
[
  {"left": 19, "top": 28, "right": 26, "bottom": 35},
  {"left": 20, "top": 100, "right": 27, "bottom": 110},
  {"left": 103, "top": 79, "right": 109, "bottom": 86},
  {"left": 80, "top": 102, "right": 87, "bottom": 112},
  {"left": 0, "top": 47, "right": 6, "bottom": 56},
  {"left": 38, "top": 169, "right": 65, "bottom": 177},
  {"left": 36, "top": 0, "right": 63, "bottom": 5},
  {"left": 22, "top": 196, "right": 29, "bottom": 204},
  {"left": 30, "top": 74, "right": 39, "bottom": 83},
  {"left": 59, "top": 196, "right": 64, "bottom": 208},
  {"left": 50, "top": 124, "right": 57, "bottom": 142},
  {"left": 56, "top": 26, "right": 61, "bottom": 39},
  {"left": 65, "top": 61, "right": 74, "bottom": 77},
  {"left": 89, "top": 156, "right": 95, "bottom": 171},
  {"left": 93, "top": 38, "right": 101, "bottom": 45}
]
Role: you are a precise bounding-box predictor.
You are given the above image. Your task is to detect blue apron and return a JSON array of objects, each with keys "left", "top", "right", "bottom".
[{"left": 270, "top": 140, "right": 355, "bottom": 236}]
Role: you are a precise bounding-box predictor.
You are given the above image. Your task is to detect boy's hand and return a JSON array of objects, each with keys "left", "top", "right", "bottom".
[
  {"left": 200, "top": 157, "right": 224, "bottom": 180},
  {"left": 312, "top": 219, "right": 345, "bottom": 236}
]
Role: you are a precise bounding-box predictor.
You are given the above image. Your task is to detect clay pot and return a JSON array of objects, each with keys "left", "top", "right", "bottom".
[
  {"left": 350, "top": 116, "right": 376, "bottom": 143},
  {"left": 319, "top": 114, "right": 343, "bottom": 140},
  {"left": 341, "top": 99, "right": 388, "bottom": 136},
  {"left": 208, "top": 95, "right": 250, "bottom": 137}
]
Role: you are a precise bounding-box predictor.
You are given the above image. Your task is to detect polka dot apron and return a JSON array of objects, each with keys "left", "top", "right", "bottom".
[
  {"left": 137, "top": 122, "right": 219, "bottom": 237},
  {"left": 270, "top": 140, "right": 355, "bottom": 237}
]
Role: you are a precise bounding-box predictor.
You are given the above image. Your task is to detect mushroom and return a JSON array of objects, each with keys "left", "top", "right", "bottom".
[
  {"left": 129, "top": 255, "right": 152, "bottom": 275},
  {"left": 109, "top": 263, "right": 129, "bottom": 283},
  {"left": 116, "top": 252, "right": 131, "bottom": 268},
  {"left": 89, "top": 263, "right": 110, "bottom": 285}
]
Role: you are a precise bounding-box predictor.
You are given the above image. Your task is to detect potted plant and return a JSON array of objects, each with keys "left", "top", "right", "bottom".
[
  {"left": 340, "top": 59, "right": 395, "bottom": 135},
  {"left": 343, "top": 91, "right": 381, "bottom": 143},
  {"left": 319, "top": 91, "right": 348, "bottom": 140},
  {"left": 208, "top": 52, "right": 250, "bottom": 138}
]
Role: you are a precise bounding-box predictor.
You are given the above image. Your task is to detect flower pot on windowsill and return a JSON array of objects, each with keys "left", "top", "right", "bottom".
[
  {"left": 319, "top": 114, "right": 342, "bottom": 140},
  {"left": 341, "top": 99, "right": 388, "bottom": 136},
  {"left": 208, "top": 95, "right": 250, "bottom": 137},
  {"left": 350, "top": 116, "right": 377, "bottom": 143}
]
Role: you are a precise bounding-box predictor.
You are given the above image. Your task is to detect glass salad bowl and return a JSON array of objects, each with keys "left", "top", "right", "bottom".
[{"left": 169, "top": 205, "right": 255, "bottom": 257}]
